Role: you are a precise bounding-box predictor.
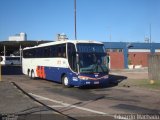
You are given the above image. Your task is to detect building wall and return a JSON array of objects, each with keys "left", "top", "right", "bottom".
[
  {"left": 108, "top": 52, "right": 124, "bottom": 69},
  {"left": 128, "top": 52, "right": 150, "bottom": 67},
  {"left": 108, "top": 51, "right": 160, "bottom": 69},
  {"left": 104, "top": 42, "right": 160, "bottom": 69}
]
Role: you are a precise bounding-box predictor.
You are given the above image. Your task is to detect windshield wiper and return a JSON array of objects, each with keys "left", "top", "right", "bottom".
[
  {"left": 91, "top": 64, "right": 98, "bottom": 72},
  {"left": 91, "top": 63, "right": 106, "bottom": 73},
  {"left": 99, "top": 65, "right": 105, "bottom": 72}
]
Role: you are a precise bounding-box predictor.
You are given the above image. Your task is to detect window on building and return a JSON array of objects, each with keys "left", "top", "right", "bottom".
[{"left": 106, "top": 49, "right": 123, "bottom": 52}]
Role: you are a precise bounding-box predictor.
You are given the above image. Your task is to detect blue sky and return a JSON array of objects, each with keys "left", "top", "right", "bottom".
[{"left": 0, "top": 0, "right": 160, "bottom": 42}]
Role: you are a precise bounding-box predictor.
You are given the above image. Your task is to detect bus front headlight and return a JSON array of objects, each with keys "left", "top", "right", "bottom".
[{"left": 78, "top": 76, "right": 89, "bottom": 80}]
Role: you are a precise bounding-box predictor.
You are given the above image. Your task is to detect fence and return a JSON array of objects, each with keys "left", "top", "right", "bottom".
[{"left": 148, "top": 54, "right": 160, "bottom": 80}]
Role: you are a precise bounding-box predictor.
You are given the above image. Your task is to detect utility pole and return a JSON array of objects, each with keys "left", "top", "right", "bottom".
[
  {"left": 0, "top": 63, "right": 1, "bottom": 81},
  {"left": 0, "top": 64, "right": 1, "bottom": 81},
  {"left": 149, "top": 24, "right": 152, "bottom": 43},
  {"left": 74, "top": 0, "right": 77, "bottom": 40}
]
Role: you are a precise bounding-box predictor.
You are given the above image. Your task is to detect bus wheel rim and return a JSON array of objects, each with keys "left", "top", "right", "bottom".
[{"left": 31, "top": 71, "right": 35, "bottom": 78}]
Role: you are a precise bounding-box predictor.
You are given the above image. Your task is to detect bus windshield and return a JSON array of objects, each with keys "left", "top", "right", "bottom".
[{"left": 77, "top": 43, "right": 109, "bottom": 74}]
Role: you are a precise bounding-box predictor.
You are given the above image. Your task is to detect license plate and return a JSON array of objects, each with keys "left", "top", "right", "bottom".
[{"left": 94, "top": 81, "right": 99, "bottom": 84}]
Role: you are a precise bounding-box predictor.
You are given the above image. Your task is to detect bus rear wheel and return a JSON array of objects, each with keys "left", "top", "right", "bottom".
[
  {"left": 27, "top": 69, "right": 30, "bottom": 77},
  {"left": 62, "top": 75, "right": 71, "bottom": 88}
]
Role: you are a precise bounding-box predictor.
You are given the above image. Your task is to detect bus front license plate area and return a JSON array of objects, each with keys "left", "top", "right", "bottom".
[{"left": 94, "top": 81, "right": 99, "bottom": 84}]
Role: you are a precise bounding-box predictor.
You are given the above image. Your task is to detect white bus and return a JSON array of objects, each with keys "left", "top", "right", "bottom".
[
  {"left": 0, "top": 56, "right": 21, "bottom": 65},
  {"left": 22, "top": 40, "right": 109, "bottom": 87}
]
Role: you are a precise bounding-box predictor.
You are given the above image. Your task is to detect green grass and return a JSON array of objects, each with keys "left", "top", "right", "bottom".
[
  {"left": 135, "top": 79, "right": 160, "bottom": 90},
  {"left": 119, "top": 79, "right": 160, "bottom": 90}
]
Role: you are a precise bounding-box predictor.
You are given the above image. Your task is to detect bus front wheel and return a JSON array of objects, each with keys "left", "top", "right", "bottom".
[{"left": 62, "top": 75, "right": 71, "bottom": 88}]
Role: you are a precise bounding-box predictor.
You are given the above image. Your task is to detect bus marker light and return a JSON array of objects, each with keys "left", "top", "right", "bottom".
[{"left": 72, "top": 77, "right": 78, "bottom": 81}]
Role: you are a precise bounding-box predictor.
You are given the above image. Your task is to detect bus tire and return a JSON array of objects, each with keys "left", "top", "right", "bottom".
[
  {"left": 62, "top": 75, "right": 71, "bottom": 88},
  {"left": 31, "top": 70, "right": 35, "bottom": 79},
  {"left": 27, "top": 69, "right": 30, "bottom": 77}
]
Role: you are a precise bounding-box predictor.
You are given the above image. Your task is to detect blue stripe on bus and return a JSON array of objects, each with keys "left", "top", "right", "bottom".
[
  {"left": 42, "top": 66, "right": 109, "bottom": 87},
  {"left": 44, "top": 67, "right": 72, "bottom": 82}
]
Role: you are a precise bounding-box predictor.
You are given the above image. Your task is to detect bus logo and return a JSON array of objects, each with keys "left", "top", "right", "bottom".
[
  {"left": 36, "top": 66, "right": 46, "bottom": 79},
  {"left": 94, "top": 74, "right": 99, "bottom": 78}
]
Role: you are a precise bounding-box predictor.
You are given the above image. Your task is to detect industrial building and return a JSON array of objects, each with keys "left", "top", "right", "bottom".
[
  {"left": 8, "top": 32, "right": 27, "bottom": 41},
  {"left": 104, "top": 42, "right": 160, "bottom": 69},
  {"left": 0, "top": 41, "right": 51, "bottom": 56},
  {"left": 1, "top": 37, "right": 160, "bottom": 69}
]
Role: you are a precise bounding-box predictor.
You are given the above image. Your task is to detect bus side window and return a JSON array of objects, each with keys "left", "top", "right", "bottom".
[
  {"left": 36, "top": 48, "right": 43, "bottom": 58},
  {"left": 44, "top": 47, "right": 51, "bottom": 58},
  {"left": 57, "top": 46, "right": 61, "bottom": 57},
  {"left": 56, "top": 44, "right": 66, "bottom": 58},
  {"left": 23, "top": 49, "right": 36, "bottom": 58},
  {"left": 62, "top": 44, "right": 66, "bottom": 58},
  {"left": 51, "top": 46, "right": 56, "bottom": 57}
]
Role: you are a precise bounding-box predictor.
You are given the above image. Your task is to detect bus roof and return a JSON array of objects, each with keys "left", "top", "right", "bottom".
[{"left": 23, "top": 40, "right": 103, "bottom": 50}]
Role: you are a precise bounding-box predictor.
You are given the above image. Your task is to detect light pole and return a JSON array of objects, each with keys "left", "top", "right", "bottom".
[
  {"left": 0, "top": 63, "right": 1, "bottom": 81},
  {"left": 74, "top": 0, "right": 77, "bottom": 40}
]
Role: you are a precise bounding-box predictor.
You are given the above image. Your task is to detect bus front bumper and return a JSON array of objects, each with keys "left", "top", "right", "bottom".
[{"left": 78, "top": 78, "right": 109, "bottom": 87}]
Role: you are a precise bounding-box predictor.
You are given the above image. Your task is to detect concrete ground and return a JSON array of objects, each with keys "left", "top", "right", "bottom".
[
  {"left": 0, "top": 66, "right": 160, "bottom": 120},
  {"left": 0, "top": 81, "right": 79, "bottom": 120},
  {"left": 110, "top": 68, "right": 148, "bottom": 80},
  {"left": 0, "top": 66, "right": 116, "bottom": 120},
  {"left": 110, "top": 68, "right": 149, "bottom": 87}
]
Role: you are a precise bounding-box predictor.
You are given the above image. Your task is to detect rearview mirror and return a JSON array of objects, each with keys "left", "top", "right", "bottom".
[{"left": 0, "top": 57, "right": 2, "bottom": 62}]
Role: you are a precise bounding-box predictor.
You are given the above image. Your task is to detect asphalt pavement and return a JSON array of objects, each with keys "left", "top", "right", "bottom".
[
  {"left": 1, "top": 65, "right": 157, "bottom": 120},
  {"left": 0, "top": 81, "right": 76, "bottom": 120},
  {"left": 0, "top": 81, "right": 115, "bottom": 120}
]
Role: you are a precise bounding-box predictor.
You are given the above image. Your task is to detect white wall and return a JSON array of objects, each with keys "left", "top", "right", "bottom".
[{"left": 8, "top": 32, "right": 27, "bottom": 41}]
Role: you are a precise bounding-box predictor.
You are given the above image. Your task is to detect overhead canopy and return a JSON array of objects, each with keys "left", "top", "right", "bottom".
[{"left": 0, "top": 41, "right": 52, "bottom": 56}]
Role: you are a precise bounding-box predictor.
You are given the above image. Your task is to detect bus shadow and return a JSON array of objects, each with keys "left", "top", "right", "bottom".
[
  {"left": 1, "top": 65, "right": 23, "bottom": 75},
  {"left": 107, "top": 74, "right": 127, "bottom": 87}
]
